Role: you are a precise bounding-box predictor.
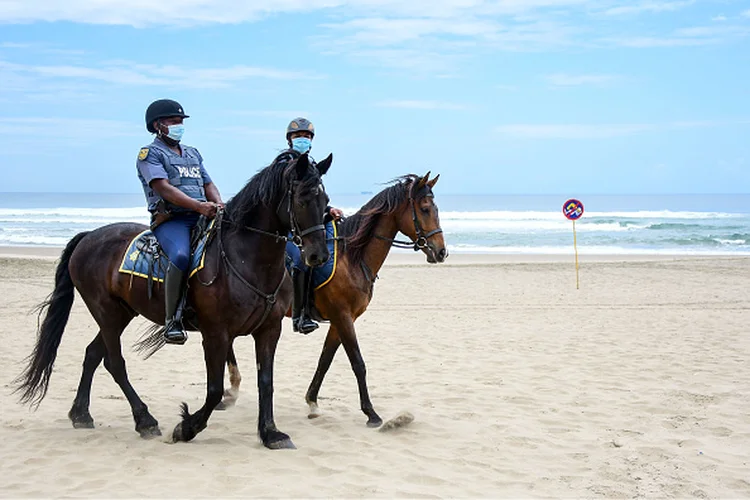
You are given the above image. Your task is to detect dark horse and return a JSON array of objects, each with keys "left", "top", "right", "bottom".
[
  {"left": 219, "top": 172, "right": 446, "bottom": 427},
  {"left": 15, "top": 153, "right": 332, "bottom": 449}
]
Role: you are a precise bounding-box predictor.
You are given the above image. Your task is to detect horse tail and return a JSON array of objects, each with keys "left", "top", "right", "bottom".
[{"left": 14, "top": 231, "right": 90, "bottom": 408}]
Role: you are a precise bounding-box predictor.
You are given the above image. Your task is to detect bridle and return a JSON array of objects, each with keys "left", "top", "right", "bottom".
[
  {"left": 376, "top": 193, "right": 443, "bottom": 252},
  {"left": 281, "top": 180, "right": 326, "bottom": 247}
]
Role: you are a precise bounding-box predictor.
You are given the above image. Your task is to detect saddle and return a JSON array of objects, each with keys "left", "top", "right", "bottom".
[{"left": 118, "top": 215, "right": 217, "bottom": 299}]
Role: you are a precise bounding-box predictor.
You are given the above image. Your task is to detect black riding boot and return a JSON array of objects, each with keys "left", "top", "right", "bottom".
[
  {"left": 292, "top": 268, "right": 318, "bottom": 334},
  {"left": 164, "top": 264, "right": 188, "bottom": 345}
]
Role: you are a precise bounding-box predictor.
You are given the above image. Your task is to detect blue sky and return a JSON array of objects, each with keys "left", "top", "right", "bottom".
[{"left": 0, "top": 0, "right": 749, "bottom": 196}]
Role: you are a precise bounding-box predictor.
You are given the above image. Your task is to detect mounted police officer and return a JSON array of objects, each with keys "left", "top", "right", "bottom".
[
  {"left": 278, "top": 117, "right": 343, "bottom": 334},
  {"left": 136, "top": 99, "right": 224, "bottom": 345}
]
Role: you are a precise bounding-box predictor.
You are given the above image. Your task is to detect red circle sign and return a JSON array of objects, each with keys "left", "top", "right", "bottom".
[{"left": 563, "top": 199, "right": 584, "bottom": 220}]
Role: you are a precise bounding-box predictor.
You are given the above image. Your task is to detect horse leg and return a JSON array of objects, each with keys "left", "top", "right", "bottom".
[
  {"left": 256, "top": 328, "right": 294, "bottom": 449},
  {"left": 216, "top": 343, "right": 241, "bottom": 411},
  {"left": 337, "top": 316, "right": 382, "bottom": 427},
  {"left": 171, "top": 333, "right": 228, "bottom": 443},
  {"left": 97, "top": 309, "right": 161, "bottom": 438},
  {"left": 305, "top": 325, "right": 342, "bottom": 419},
  {"left": 68, "top": 333, "right": 105, "bottom": 429}
]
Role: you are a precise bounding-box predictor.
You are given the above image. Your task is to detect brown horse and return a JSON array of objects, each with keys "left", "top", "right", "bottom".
[
  {"left": 219, "top": 172, "right": 447, "bottom": 427},
  {"left": 15, "top": 153, "right": 332, "bottom": 449}
]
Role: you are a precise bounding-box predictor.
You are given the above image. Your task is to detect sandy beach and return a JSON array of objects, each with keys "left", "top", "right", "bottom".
[{"left": 1, "top": 247, "right": 749, "bottom": 498}]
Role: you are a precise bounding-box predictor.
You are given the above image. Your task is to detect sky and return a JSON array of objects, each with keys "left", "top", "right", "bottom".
[{"left": 0, "top": 0, "right": 749, "bottom": 196}]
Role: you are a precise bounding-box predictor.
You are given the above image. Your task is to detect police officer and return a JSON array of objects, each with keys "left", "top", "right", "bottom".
[
  {"left": 279, "top": 117, "right": 343, "bottom": 334},
  {"left": 136, "top": 99, "right": 224, "bottom": 345}
]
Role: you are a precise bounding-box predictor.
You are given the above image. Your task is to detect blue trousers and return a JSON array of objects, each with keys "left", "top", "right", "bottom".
[
  {"left": 153, "top": 212, "right": 200, "bottom": 272},
  {"left": 285, "top": 238, "right": 308, "bottom": 272}
]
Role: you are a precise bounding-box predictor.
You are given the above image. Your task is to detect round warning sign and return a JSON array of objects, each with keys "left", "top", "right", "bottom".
[{"left": 563, "top": 199, "right": 584, "bottom": 220}]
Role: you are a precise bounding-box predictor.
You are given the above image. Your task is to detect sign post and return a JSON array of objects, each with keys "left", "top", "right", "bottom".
[{"left": 562, "top": 199, "right": 584, "bottom": 289}]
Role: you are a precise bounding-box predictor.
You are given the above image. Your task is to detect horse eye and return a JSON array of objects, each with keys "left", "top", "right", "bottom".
[{"left": 421, "top": 207, "right": 430, "bottom": 214}]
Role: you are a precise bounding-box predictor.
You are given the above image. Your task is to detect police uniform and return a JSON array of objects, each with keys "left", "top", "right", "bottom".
[
  {"left": 136, "top": 137, "right": 212, "bottom": 272},
  {"left": 138, "top": 98, "right": 215, "bottom": 345}
]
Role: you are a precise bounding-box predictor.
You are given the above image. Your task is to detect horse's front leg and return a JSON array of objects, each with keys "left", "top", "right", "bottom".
[
  {"left": 336, "top": 314, "right": 382, "bottom": 427},
  {"left": 305, "top": 324, "right": 342, "bottom": 419},
  {"left": 216, "top": 343, "right": 242, "bottom": 411},
  {"left": 172, "top": 332, "right": 228, "bottom": 442},
  {"left": 255, "top": 325, "right": 295, "bottom": 449}
]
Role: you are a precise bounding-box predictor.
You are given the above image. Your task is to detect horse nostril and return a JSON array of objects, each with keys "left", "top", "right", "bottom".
[{"left": 438, "top": 248, "right": 447, "bottom": 261}]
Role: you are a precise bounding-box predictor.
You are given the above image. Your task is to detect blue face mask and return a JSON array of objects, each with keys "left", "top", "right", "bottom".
[
  {"left": 291, "top": 137, "right": 312, "bottom": 154},
  {"left": 166, "top": 124, "right": 184, "bottom": 142}
]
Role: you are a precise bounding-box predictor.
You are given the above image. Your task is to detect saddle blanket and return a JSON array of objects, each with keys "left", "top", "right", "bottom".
[
  {"left": 285, "top": 220, "right": 338, "bottom": 290},
  {"left": 118, "top": 221, "right": 214, "bottom": 283}
]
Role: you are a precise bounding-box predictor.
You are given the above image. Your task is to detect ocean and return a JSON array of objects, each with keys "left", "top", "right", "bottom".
[{"left": 1, "top": 193, "right": 749, "bottom": 255}]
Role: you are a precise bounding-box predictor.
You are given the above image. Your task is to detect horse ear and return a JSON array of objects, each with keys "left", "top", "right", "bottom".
[
  {"left": 417, "top": 171, "right": 431, "bottom": 189},
  {"left": 295, "top": 153, "right": 310, "bottom": 178},
  {"left": 427, "top": 173, "right": 440, "bottom": 188},
  {"left": 317, "top": 153, "right": 333, "bottom": 176}
]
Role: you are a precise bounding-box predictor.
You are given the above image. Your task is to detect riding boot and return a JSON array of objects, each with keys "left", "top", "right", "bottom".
[
  {"left": 164, "top": 263, "right": 188, "bottom": 345},
  {"left": 292, "top": 268, "right": 318, "bottom": 334}
]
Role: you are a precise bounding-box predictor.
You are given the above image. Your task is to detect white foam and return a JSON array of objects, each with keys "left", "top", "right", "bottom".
[{"left": 447, "top": 244, "right": 750, "bottom": 256}]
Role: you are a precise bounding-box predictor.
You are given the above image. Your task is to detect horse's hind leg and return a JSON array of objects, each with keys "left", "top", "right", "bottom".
[
  {"left": 216, "top": 343, "right": 242, "bottom": 411},
  {"left": 93, "top": 301, "right": 161, "bottom": 438},
  {"left": 68, "top": 333, "right": 105, "bottom": 429}
]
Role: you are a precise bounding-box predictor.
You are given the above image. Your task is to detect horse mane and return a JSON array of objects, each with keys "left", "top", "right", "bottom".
[
  {"left": 339, "top": 174, "right": 419, "bottom": 266},
  {"left": 225, "top": 153, "right": 318, "bottom": 224}
]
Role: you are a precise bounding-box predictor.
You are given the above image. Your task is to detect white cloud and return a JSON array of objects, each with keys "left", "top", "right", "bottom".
[
  {"left": 376, "top": 99, "right": 468, "bottom": 110},
  {"left": 604, "top": 24, "right": 750, "bottom": 47},
  {"left": 319, "top": 17, "right": 502, "bottom": 46},
  {"left": 742, "top": 9, "right": 750, "bottom": 18},
  {"left": 0, "top": 1, "right": 603, "bottom": 26},
  {"left": 711, "top": 15, "right": 727, "bottom": 22},
  {"left": 0, "top": 59, "right": 320, "bottom": 89},
  {"left": 545, "top": 73, "right": 620, "bottom": 86},
  {"left": 601, "top": 1, "right": 694, "bottom": 16},
  {"left": 0, "top": 0, "right": 339, "bottom": 26},
  {"left": 495, "top": 121, "right": 739, "bottom": 139},
  {"left": 0, "top": 0, "right": 745, "bottom": 82}
]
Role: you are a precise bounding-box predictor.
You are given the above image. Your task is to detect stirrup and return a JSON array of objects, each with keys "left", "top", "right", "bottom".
[
  {"left": 164, "top": 320, "right": 188, "bottom": 345},
  {"left": 293, "top": 316, "right": 319, "bottom": 335}
]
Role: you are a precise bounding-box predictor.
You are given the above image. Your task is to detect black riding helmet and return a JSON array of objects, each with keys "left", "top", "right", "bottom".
[
  {"left": 145, "top": 99, "right": 189, "bottom": 133},
  {"left": 286, "top": 117, "right": 315, "bottom": 140}
]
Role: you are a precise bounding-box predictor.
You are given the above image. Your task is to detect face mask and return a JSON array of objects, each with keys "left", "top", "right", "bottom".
[
  {"left": 164, "top": 124, "right": 184, "bottom": 142},
  {"left": 291, "top": 137, "right": 312, "bottom": 154}
]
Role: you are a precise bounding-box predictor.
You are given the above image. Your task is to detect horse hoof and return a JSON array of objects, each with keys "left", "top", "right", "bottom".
[
  {"left": 266, "top": 438, "right": 296, "bottom": 450},
  {"left": 307, "top": 402, "right": 321, "bottom": 419},
  {"left": 215, "top": 401, "right": 227, "bottom": 411},
  {"left": 72, "top": 420, "right": 95, "bottom": 429},
  {"left": 264, "top": 430, "right": 296, "bottom": 450},
  {"left": 138, "top": 426, "right": 162, "bottom": 439},
  {"left": 171, "top": 422, "right": 184, "bottom": 443},
  {"left": 367, "top": 416, "right": 383, "bottom": 428}
]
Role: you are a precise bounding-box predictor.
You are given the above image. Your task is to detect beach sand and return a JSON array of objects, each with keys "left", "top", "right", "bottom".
[{"left": 1, "top": 248, "right": 749, "bottom": 498}]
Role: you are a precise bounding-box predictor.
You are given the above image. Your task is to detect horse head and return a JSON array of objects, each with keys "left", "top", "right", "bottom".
[
  {"left": 282, "top": 152, "right": 333, "bottom": 268},
  {"left": 397, "top": 172, "right": 447, "bottom": 263}
]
